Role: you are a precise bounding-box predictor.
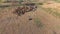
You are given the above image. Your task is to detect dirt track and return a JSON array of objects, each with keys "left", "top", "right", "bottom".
[{"left": 0, "top": 3, "right": 60, "bottom": 34}]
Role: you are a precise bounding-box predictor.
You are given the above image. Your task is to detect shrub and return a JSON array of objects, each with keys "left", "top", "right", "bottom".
[
  {"left": 34, "top": 18, "right": 44, "bottom": 28},
  {"left": 38, "top": 3, "right": 44, "bottom": 5}
]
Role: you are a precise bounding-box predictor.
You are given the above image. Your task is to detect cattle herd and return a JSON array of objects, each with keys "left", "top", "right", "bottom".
[{"left": 13, "top": 3, "right": 37, "bottom": 16}]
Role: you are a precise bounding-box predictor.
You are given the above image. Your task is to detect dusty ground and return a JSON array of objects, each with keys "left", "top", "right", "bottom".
[{"left": 0, "top": 1, "right": 60, "bottom": 34}]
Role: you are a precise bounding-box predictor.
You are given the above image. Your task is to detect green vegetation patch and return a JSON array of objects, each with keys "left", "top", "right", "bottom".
[
  {"left": 34, "top": 18, "right": 44, "bottom": 29},
  {"left": 53, "top": 0, "right": 60, "bottom": 3},
  {"left": 0, "top": 28, "right": 5, "bottom": 34}
]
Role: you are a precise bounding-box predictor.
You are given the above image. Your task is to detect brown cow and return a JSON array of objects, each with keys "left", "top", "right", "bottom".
[
  {"left": 14, "top": 6, "right": 25, "bottom": 16},
  {"left": 13, "top": 5, "right": 37, "bottom": 16}
]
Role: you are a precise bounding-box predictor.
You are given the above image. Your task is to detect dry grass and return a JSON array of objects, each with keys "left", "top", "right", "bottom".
[{"left": 0, "top": 0, "right": 60, "bottom": 34}]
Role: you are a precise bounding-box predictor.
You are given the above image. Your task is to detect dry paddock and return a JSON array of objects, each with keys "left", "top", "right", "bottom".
[{"left": 0, "top": 4, "right": 60, "bottom": 34}]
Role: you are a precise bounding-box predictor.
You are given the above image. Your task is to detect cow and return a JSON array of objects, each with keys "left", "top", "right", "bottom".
[
  {"left": 13, "top": 6, "right": 25, "bottom": 16},
  {"left": 13, "top": 4, "right": 37, "bottom": 16}
]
